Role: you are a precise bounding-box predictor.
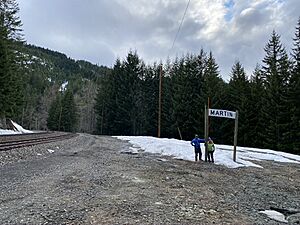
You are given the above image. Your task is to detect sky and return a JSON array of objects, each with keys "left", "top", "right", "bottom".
[{"left": 17, "top": 0, "right": 300, "bottom": 80}]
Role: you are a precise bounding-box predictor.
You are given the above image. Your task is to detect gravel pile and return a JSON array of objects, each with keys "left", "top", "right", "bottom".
[{"left": 0, "top": 133, "right": 299, "bottom": 224}]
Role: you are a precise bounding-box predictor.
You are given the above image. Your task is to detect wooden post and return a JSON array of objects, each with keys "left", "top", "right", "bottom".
[
  {"left": 101, "top": 105, "right": 104, "bottom": 135},
  {"left": 58, "top": 106, "right": 62, "bottom": 131},
  {"left": 158, "top": 64, "right": 162, "bottom": 138},
  {"left": 233, "top": 110, "right": 239, "bottom": 162},
  {"left": 177, "top": 127, "right": 182, "bottom": 140},
  {"left": 207, "top": 97, "right": 210, "bottom": 137},
  {"left": 207, "top": 97, "right": 210, "bottom": 162},
  {"left": 204, "top": 105, "right": 208, "bottom": 162}
]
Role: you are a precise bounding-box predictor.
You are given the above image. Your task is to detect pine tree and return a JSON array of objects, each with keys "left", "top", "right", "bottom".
[
  {"left": 203, "top": 51, "right": 227, "bottom": 143},
  {"left": 227, "top": 61, "right": 251, "bottom": 146},
  {"left": 95, "top": 51, "right": 144, "bottom": 135},
  {"left": 95, "top": 59, "right": 121, "bottom": 134},
  {"left": 139, "top": 63, "right": 159, "bottom": 136},
  {"left": 47, "top": 94, "right": 62, "bottom": 131},
  {"left": 0, "top": 0, "right": 24, "bottom": 120},
  {"left": 123, "top": 51, "right": 144, "bottom": 135},
  {"left": 261, "top": 31, "right": 290, "bottom": 151},
  {"left": 288, "top": 18, "right": 300, "bottom": 153},
  {"left": 248, "top": 65, "right": 266, "bottom": 147},
  {"left": 161, "top": 59, "right": 176, "bottom": 138},
  {"left": 172, "top": 53, "right": 205, "bottom": 139},
  {"left": 60, "top": 90, "right": 77, "bottom": 132}
]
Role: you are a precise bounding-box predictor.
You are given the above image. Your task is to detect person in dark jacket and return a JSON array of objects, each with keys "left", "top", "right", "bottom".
[{"left": 191, "top": 134, "right": 205, "bottom": 161}]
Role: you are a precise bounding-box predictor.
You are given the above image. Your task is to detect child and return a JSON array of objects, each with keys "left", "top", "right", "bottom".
[{"left": 207, "top": 137, "right": 215, "bottom": 163}]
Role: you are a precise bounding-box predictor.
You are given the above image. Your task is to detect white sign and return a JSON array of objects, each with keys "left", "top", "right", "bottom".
[{"left": 209, "top": 109, "right": 236, "bottom": 119}]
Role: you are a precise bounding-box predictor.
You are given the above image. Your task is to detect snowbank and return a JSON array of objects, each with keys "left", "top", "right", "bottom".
[
  {"left": 115, "top": 136, "right": 300, "bottom": 169},
  {"left": 0, "top": 120, "right": 33, "bottom": 135}
]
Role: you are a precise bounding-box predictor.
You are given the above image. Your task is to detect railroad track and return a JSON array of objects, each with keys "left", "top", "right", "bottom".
[{"left": 0, "top": 132, "right": 77, "bottom": 151}]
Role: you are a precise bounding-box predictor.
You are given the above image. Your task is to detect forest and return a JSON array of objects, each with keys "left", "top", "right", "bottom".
[{"left": 0, "top": 0, "right": 299, "bottom": 154}]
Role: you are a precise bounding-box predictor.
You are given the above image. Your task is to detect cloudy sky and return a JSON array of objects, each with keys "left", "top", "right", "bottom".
[{"left": 18, "top": 0, "right": 299, "bottom": 80}]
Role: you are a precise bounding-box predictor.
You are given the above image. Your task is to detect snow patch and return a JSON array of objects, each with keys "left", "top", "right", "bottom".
[
  {"left": 259, "top": 210, "right": 288, "bottom": 223},
  {"left": 11, "top": 120, "right": 33, "bottom": 134},
  {"left": 59, "top": 81, "right": 68, "bottom": 92},
  {"left": 115, "top": 136, "right": 300, "bottom": 169},
  {"left": 47, "top": 149, "right": 55, "bottom": 153},
  {"left": 0, "top": 120, "right": 33, "bottom": 135}
]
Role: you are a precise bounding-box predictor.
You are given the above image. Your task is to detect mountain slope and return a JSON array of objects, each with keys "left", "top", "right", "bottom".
[{"left": 16, "top": 43, "right": 111, "bottom": 133}]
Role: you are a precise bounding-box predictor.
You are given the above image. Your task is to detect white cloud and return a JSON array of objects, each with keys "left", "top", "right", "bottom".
[{"left": 18, "top": 0, "right": 300, "bottom": 80}]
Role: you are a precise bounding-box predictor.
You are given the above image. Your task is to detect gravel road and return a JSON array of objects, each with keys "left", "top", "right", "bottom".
[{"left": 0, "top": 133, "right": 299, "bottom": 225}]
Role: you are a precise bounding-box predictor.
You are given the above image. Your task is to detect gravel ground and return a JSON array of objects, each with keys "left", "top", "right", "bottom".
[{"left": 0, "top": 133, "right": 299, "bottom": 225}]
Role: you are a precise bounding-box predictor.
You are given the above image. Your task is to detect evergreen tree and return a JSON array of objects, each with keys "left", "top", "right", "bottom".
[
  {"left": 248, "top": 65, "right": 266, "bottom": 147},
  {"left": 110, "top": 51, "right": 143, "bottom": 135},
  {"left": 172, "top": 53, "right": 205, "bottom": 140},
  {"left": 203, "top": 51, "right": 227, "bottom": 143},
  {"left": 227, "top": 61, "right": 251, "bottom": 146},
  {"left": 0, "top": 0, "right": 24, "bottom": 119},
  {"left": 161, "top": 59, "right": 176, "bottom": 138},
  {"left": 95, "top": 51, "right": 144, "bottom": 135},
  {"left": 95, "top": 59, "right": 121, "bottom": 134},
  {"left": 47, "top": 94, "right": 62, "bottom": 131},
  {"left": 124, "top": 51, "right": 144, "bottom": 135},
  {"left": 139, "top": 63, "right": 159, "bottom": 136},
  {"left": 288, "top": 18, "right": 300, "bottom": 153},
  {"left": 60, "top": 90, "right": 77, "bottom": 132},
  {"left": 261, "top": 31, "right": 290, "bottom": 151}
]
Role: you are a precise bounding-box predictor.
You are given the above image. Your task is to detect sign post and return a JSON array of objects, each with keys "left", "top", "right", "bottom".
[
  {"left": 204, "top": 105, "right": 208, "bottom": 162},
  {"left": 233, "top": 110, "right": 238, "bottom": 162},
  {"left": 208, "top": 108, "right": 238, "bottom": 162}
]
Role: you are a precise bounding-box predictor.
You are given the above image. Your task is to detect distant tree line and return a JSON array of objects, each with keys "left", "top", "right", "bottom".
[{"left": 95, "top": 19, "right": 300, "bottom": 154}]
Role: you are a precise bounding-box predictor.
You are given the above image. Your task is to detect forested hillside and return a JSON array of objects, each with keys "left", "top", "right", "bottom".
[
  {"left": 17, "top": 44, "right": 111, "bottom": 133},
  {"left": 0, "top": 0, "right": 111, "bottom": 133}
]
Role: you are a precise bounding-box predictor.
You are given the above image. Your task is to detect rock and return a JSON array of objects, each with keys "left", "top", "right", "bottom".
[{"left": 287, "top": 213, "right": 300, "bottom": 224}]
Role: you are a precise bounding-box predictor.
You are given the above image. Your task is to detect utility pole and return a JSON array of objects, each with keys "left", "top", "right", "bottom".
[
  {"left": 204, "top": 104, "right": 208, "bottom": 162},
  {"left": 205, "top": 97, "right": 210, "bottom": 162},
  {"left": 158, "top": 64, "right": 162, "bottom": 138}
]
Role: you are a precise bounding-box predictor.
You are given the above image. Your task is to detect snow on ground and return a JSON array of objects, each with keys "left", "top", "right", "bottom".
[
  {"left": 259, "top": 210, "right": 288, "bottom": 223},
  {"left": 115, "top": 136, "right": 300, "bottom": 169},
  {"left": 0, "top": 120, "right": 33, "bottom": 135},
  {"left": 0, "top": 129, "right": 21, "bottom": 135},
  {"left": 10, "top": 121, "right": 33, "bottom": 134},
  {"left": 59, "top": 81, "right": 68, "bottom": 92}
]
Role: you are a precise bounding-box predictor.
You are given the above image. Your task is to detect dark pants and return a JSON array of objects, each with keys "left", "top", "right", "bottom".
[
  {"left": 208, "top": 151, "right": 214, "bottom": 163},
  {"left": 194, "top": 147, "right": 202, "bottom": 161}
]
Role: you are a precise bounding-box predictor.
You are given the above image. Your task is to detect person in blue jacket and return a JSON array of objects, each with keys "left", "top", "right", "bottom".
[{"left": 191, "top": 134, "right": 205, "bottom": 161}]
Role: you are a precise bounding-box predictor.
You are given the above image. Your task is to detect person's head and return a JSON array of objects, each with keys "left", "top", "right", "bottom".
[{"left": 195, "top": 134, "right": 198, "bottom": 138}]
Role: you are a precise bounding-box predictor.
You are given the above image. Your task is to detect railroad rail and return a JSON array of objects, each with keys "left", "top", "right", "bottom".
[{"left": 0, "top": 132, "right": 77, "bottom": 151}]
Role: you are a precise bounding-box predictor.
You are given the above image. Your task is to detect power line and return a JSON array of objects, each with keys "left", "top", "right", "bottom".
[
  {"left": 158, "top": 0, "right": 191, "bottom": 138},
  {"left": 169, "top": 0, "right": 191, "bottom": 54}
]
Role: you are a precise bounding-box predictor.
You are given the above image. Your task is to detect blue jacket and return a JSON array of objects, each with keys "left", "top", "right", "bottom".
[{"left": 191, "top": 138, "right": 205, "bottom": 148}]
